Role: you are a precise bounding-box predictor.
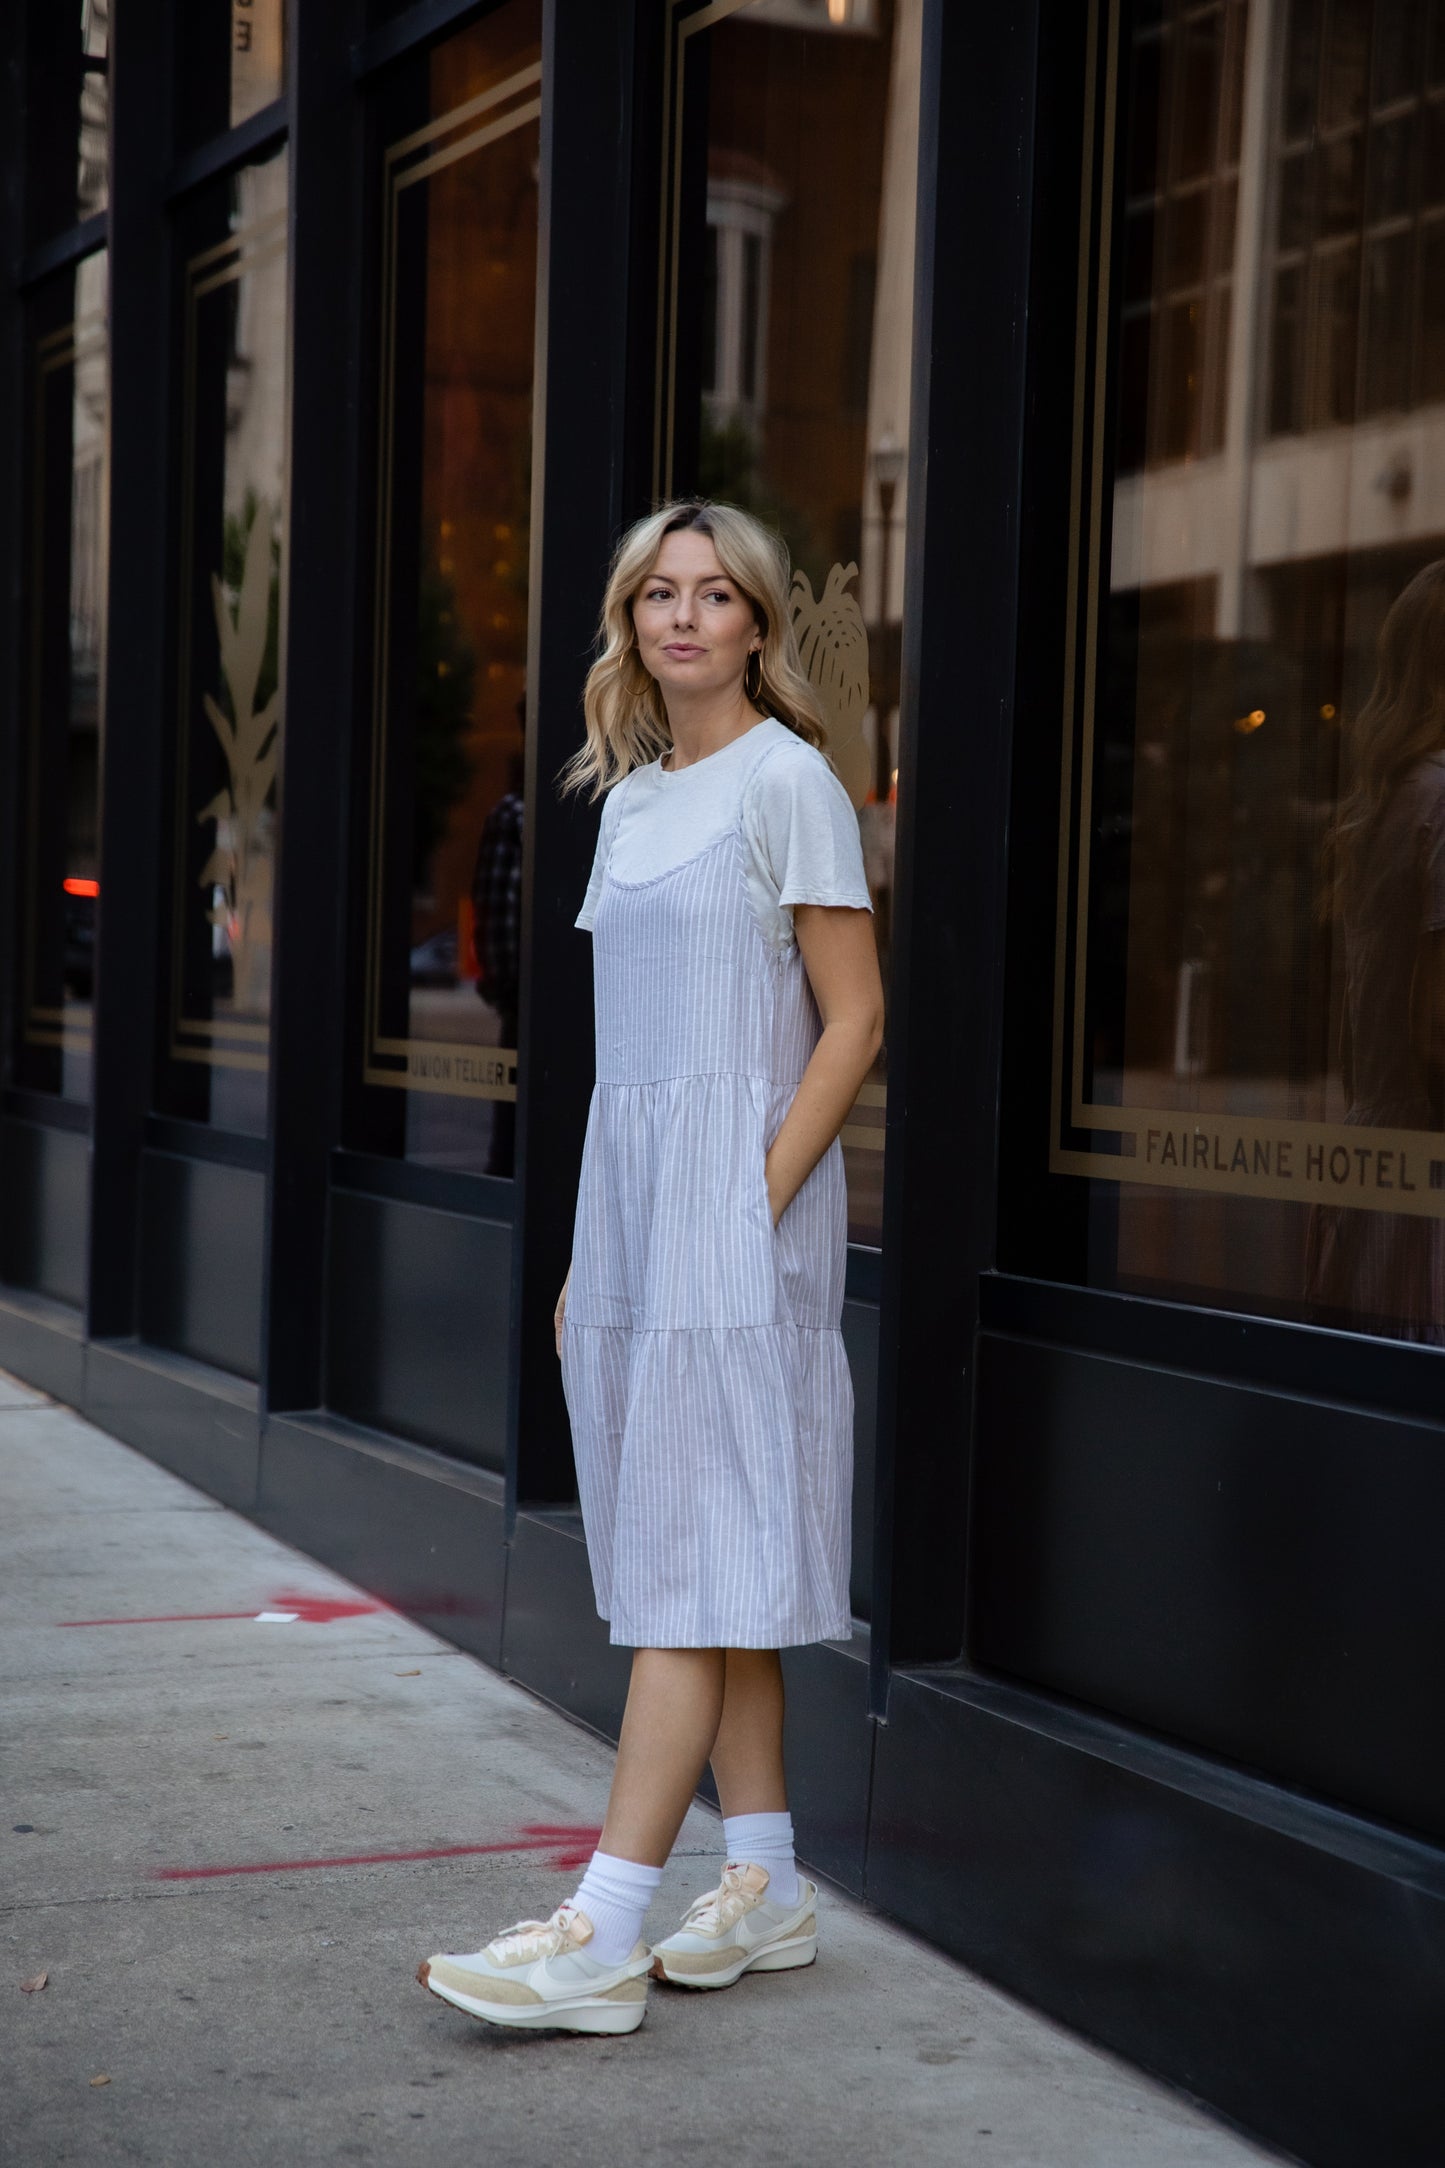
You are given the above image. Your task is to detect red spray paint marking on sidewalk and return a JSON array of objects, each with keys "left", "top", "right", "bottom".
[
  {"left": 56, "top": 1591, "right": 386, "bottom": 1628},
  {"left": 153, "top": 1825, "right": 602, "bottom": 1881}
]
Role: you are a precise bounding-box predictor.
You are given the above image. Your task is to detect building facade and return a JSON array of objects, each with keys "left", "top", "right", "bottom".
[{"left": 2, "top": 3, "right": 1442, "bottom": 2158}]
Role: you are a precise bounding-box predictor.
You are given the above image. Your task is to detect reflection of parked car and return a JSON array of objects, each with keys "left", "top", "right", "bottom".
[
  {"left": 62, "top": 885, "right": 96, "bottom": 999},
  {"left": 409, "top": 926, "right": 460, "bottom": 987}
]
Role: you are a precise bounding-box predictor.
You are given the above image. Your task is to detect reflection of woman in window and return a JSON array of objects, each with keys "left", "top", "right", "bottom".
[
  {"left": 419, "top": 501, "right": 882, "bottom": 2034},
  {"left": 1308, "top": 559, "right": 1445, "bottom": 1344}
]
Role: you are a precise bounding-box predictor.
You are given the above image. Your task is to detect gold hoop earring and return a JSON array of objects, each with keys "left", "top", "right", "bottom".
[
  {"left": 615, "top": 647, "right": 633, "bottom": 678},
  {"left": 744, "top": 650, "right": 762, "bottom": 703}
]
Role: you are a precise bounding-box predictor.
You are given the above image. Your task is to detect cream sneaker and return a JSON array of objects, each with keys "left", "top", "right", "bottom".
[
  {"left": 417, "top": 1902, "right": 651, "bottom": 2033},
  {"left": 649, "top": 1862, "right": 818, "bottom": 1989}
]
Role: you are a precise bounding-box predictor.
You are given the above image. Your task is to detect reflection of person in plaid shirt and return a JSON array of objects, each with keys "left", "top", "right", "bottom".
[{"left": 471, "top": 748, "right": 524, "bottom": 1177}]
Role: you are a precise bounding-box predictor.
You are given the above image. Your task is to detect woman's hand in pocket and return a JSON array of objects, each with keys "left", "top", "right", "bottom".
[
  {"left": 554, "top": 1264, "right": 572, "bottom": 1357},
  {"left": 764, "top": 1152, "right": 784, "bottom": 1229}
]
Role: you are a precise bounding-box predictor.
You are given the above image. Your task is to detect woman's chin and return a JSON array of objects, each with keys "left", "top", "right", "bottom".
[{"left": 652, "top": 666, "right": 728, "bottom": 698}]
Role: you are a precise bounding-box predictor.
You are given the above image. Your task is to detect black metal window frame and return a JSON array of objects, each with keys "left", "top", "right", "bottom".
[{"left": 3, "top": 8, "right": 117, "bottom": 1144}]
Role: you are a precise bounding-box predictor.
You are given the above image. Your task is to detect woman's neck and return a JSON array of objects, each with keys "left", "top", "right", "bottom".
[{"left": 661, "top": 688, "right": 763, "bottom": 772}]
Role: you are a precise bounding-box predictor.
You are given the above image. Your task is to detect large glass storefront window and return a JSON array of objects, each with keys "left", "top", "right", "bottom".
[
  {"left": 352, "top": 0, "right": 541, "bottom": 1177},
  {"left": 1050, "top": 0, "right": 1445, "bottom": 1345},
  {"left": 657, "top": 0, "right": 921, "bottom": 1246},
  {"left": 12, "top": 252, "right": 109, "bottom": 1107},
  {"left": 157, "top": 148, "right": 288, "bottom": 1134}
]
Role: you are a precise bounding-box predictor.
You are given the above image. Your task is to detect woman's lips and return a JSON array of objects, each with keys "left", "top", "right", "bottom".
[{"left": 662, "top": 644, "right": 703, "bottom": 656}]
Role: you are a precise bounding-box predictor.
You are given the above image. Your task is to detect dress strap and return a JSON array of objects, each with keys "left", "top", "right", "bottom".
[{"left": 600, "top": 767, "right": 641, "bottom": 882}]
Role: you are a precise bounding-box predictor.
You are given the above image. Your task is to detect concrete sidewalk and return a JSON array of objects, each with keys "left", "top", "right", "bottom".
[{"left": 2, "top": 1375, "right": 1285, "bottom": 2168}]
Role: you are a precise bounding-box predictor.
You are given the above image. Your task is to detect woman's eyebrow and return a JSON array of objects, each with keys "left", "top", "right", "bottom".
[{"left": 644, "top": 570, "right": 732, "bottom": 587}]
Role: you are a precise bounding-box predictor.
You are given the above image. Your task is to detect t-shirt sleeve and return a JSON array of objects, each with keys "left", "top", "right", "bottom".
[
  {"left": 575, "top": 784, "right": 622, "bottom": 931},
  {"left": 745, "top": 742, "right": 873, "bottom": 917}
]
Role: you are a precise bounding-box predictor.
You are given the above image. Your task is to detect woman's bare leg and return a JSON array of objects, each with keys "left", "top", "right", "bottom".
[
  {"left": 709, "top": 1649, "right": 788, "bottom": 1818},
  {"left": 599, "top": 1648, "right": 727, "bottom": 1866}
]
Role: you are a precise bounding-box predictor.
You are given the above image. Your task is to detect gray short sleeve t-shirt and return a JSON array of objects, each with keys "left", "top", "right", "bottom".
[{"left": 576, "top": 717, "right": 872, "bottom": 955}]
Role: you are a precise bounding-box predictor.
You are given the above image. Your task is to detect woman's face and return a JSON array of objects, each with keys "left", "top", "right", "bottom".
[{"left": 631, "top": 529, "right": 761, "bottom": 703}]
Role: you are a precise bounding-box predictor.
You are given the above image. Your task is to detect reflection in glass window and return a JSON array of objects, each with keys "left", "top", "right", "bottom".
[
  {"left": 1116, "top": 0, "right": 1244, "bottom": 471},
  {"left": 659, "top": 0, "right": 919, "bottom": 1245},
  {"left": 159, "top": 150, "right": 288, "bottom": 1135},
  {"left": 1050, "top": 0, "right": 1445, "bottom": 1347},
  {"left": 231, "top": 0, "right": 287, "bottom": 129},
  {"left": 356, "top": 1, "right": 542, "bottom": 1176},
  {"left": 13, "top": 253, "right": 109, "bottom": 1106},
  {"left": 79, "top": 0, "right": 109, "bottom": 219},
  {"left": 1267, "top": 0, "right": 1445, "bottom": 431}
]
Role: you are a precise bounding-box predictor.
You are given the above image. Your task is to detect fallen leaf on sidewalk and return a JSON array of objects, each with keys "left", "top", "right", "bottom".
[
  {"left": 19, "top": 1971, "right": 47, "bottom": 1994},
  {"left": 394, "top": 1669, "right": 421, "bottom": 1677},
  {"left": 213, "top": 1735, "right": 228, "bottom": 1741},
  {"left": 89, "top": 2074, "right": 111, "bottom": 2087}
]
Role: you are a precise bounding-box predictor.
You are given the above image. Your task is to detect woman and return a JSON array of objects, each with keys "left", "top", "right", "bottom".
[
  {"left": 1307, "top": 557, "right": 1445, "bottom": 1343},
  {"left": 417, "top": 499, "right": 883, "bottom": 2034}
]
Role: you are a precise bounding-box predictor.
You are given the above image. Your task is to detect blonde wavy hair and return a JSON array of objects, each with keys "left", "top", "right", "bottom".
[{"left": 560, "top": 498, "right": 828, "bottom": 800}]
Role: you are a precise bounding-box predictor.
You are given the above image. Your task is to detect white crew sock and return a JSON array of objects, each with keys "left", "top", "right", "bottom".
[
  {"left": 567, "top": 1851, "right": 663, "bottom": 1965},
  {"left": 722, "top": 1810, "right": 799, "bottom": 1907}
]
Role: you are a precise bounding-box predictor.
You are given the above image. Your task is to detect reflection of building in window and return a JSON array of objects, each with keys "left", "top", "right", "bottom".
[
  {"left": 745, "top": 0, "right": 878, "bottom": 26},
  {"left": 231, "top": 0, "right": 286, "bottom": 128},
  {"left": 70, "top": 257, "right": 108, "bottom": 720},
  {"left": 78, "top": 0, "right": 108, "bottom": 219},
  {"left": 226, "top": 167, "right": 289, "bottom": 556},
  {"left": 1110, "top": 0, "right": 1445, "bottom": 638},
  {"left": 1267, "top": 0, "right": 1445, "bottom": 432},
  {"left": 702, "top": 154, "right": 786, "bottom": 425},
  {"left": 1118, "top": 0, "right": 1246, "bottom": 471}
]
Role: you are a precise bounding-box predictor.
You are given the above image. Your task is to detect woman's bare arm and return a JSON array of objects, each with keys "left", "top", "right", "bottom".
[
  {"left": 765, "top": 904, "right": 885, "bottom": 1225},
  {"left": 554, "top": 1262, "right": 572, "bottom": 1356}
]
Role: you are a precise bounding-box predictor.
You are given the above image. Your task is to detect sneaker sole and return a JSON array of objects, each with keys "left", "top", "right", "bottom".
[
  {"left": 651, "top": 1930, "right": 818, "bottom": 1991},
  {"left": 416, "top": 1958, "right": 648, "bottom": 2034}
]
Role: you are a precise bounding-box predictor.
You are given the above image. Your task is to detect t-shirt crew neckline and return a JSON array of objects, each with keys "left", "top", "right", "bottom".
[{"left": 656, "top": 718, "right": 775, "bottom": 780}]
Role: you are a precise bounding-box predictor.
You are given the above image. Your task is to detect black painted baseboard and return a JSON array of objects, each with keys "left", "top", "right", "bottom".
[
  {"left": 256, "top": 1410, "right": 507, "bottom": 1668},
  {"left": 0, "top": 1284, "right": 86, "bottom": 1404},
  {"left": 85, "top": 1337, "right": 261, "bottom": 1509},
  {"left": 973, "top": 1329, "right": 1445, "bottom": 1844},
  {"left": 869, "top": 1666, "right": 1445, "bottom": 2168},
  {"left": 501, "top": 1509, "right": 634, "bottom": 1737},
  {"left": 0, "top": 1120, "right": 88, "bottom": 1306},
  {"left": 781, "top": 1633, "right": 872, "bottom": 1896}
]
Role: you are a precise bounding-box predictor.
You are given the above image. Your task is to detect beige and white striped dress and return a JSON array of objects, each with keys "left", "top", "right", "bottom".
[{"left": 559, "top": 721, "right": 870, "bottom": 1648}]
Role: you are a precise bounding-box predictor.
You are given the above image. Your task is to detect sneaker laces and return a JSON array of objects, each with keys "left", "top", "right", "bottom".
[
  {"left": 486, "top": 1907, "right": 577, "bottom": 1962},
  {"left": 681, "top": 1864, "right": 758, "bottom": 1934}
]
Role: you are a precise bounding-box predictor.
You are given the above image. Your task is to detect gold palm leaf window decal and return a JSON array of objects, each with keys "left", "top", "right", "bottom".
[
  {"left": 790, "top": 559, "right": 871, "bottom": 811},
  {"left": 195, "top": 496, "right": 280, "bottom": 1019}
]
